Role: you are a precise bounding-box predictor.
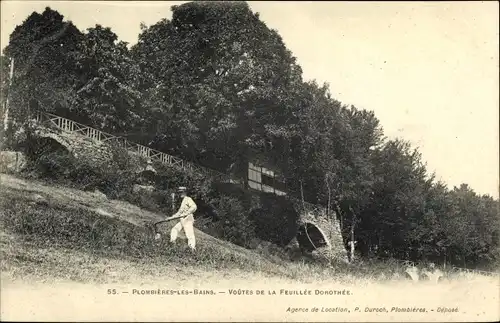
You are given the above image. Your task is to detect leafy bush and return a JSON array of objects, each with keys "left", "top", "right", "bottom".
[
  {"left": 212, "top": 196, "right": 256, "bottom": 248},
  {"left": 152, "top": 160, "right": 215, "bottom": 202},
  {"left": 21, "top": 135, "right": 75, "bottom": 180},
  {"left": 68, "top": 160, "right": 106, "bottom": 191},
  {"left": 89, "top": 143, "right": 137, "bottom": 199},
  {"left": 32, "top": 150, "right": 74, "bottom": 178},
  {"left": 19, "top": 139, "right": 136, "bottom": 204},
  {"left": 124, "top": 189, "right": 173, "bottom": 215},
  {"left": 250, "top": 192, "right": 300, "bottom": 247}
]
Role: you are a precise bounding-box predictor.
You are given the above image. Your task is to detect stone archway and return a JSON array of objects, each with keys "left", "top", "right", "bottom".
[
  {"left": 25, "top": 135, "right": 74, "bottom": 178},
  {"left": 33, "top": 132, "right": 74, "bottom": 155},
  {"left": 296, "top": 221, "right": 331, "bottom": 253},
  {"left": 28, "top": 136, "right": 73, "bottom": 160}
]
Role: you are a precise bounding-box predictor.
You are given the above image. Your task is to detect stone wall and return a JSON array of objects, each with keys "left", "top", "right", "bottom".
[
  {"left": 34, "top": 126, "right": 113, "bottom": 166},
  {"left": 293, "top": 201, "right": 348, "bottom": 261},
  {"left": 34, "top": 125, "right": 153, "bottom": 174},
  {"left": 0, "top": 151, "right": 27, "bottom": 173}
]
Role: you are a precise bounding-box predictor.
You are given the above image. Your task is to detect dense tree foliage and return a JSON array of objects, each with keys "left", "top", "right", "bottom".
[
  {"left": 131, "top": 1, "right": 303, "bottom": 174},
  {"left": 3, "top": 8, "right": 83, "bottom": 120},
  {"left": 70, "top": 25, "right": 143, "bottom": 133},
  {"left": 3, "top": 3, "right": 498, "bottom": 269}
]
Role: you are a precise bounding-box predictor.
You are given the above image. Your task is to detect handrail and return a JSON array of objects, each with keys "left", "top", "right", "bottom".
[{"left": 34, "top": 111, "right": 235, "bottom": 183}]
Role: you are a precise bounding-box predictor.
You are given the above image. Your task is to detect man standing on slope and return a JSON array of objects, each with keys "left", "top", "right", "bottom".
[{"left": 162, "top": 186, "right": 197, "bottom": 251}]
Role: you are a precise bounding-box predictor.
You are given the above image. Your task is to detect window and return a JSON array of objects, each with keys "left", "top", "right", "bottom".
[
  {"left": 261, "top": 173, "right": 274, "bottom": 187},
  {"left": 262, "top": 184, "right": 275, "bottom": 193},
  {"left": 261, "top": 166, "right": 274, "bottom": 177},
  {"left": 273, "top": 179, "right": 287, "bottom": 193},
  {"left": 248, "top": 168, "right": 261, "bottom": 183},
  {"left": 247, "top": 162, "right": 288, "bottom": 196},
  {"left": 249, "top": 181, "right": 261, "bottom": 190}
]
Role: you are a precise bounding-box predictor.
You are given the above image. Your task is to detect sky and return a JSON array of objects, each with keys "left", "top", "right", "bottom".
[{"left": 1, "top": 1, "right": 499, "bottom": 198}]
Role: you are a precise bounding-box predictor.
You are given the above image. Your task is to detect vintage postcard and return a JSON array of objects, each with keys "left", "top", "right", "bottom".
[{"left": 1, "top": 1, "right": 499, "bottom": 322}]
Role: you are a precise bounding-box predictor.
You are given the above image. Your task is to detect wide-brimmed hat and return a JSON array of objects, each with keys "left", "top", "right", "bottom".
[{"left": 177, "top": 186, "right": 187, "bottom": 193}]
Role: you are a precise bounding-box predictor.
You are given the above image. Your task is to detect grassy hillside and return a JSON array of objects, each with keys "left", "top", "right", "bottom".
[
  {"left": 0, "top": 173, "right": 360, "bottom": 284},
  {"left": 2, "top": 173, "right": 499, "bottom": 323},
  {"left": 2, "top": 173, "right": 498, "bottom": 287}
]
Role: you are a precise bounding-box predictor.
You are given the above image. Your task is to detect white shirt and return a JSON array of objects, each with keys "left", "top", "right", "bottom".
[{"left": 174, "top": 196, "right": 197, "bottom": 217}]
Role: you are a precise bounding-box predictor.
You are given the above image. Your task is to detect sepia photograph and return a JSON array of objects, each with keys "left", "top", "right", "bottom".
[{"left": 0, "top": 1, "right": 499, "bottom": 322}]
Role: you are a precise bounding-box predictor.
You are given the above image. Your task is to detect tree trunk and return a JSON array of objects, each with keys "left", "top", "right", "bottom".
[
  {"left": 300, "top": 180, "right": 305, "bottom": 210},
  {"left": 326, "top": 175, "right": 331, "bottom": 219},
  {"left": 171, "top": 192, "right": 176, "bottom": 213},
  {"left": 349, "top": 207, "right": 357, "bottom": 263}
]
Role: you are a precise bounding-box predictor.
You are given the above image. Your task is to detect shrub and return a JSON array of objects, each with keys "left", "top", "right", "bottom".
[
  {"left": 21, "top": 136, "right": 75, "bottom": 180},
  {"left": 152, "top": 161, "right": 215, "bottom": 202},
  {"left": 212, "top": 196, "right": 256, "bottom": 248},
  {"left": 90, "top": 143, "right": 137, "bottom": 199},
  {"left": 123, "top": 189, "right": 173, "bottom": 215},
  {"left": 250, "top": 192, "right": 300, "bottom": 247},
  {"left": 32, "top": 150, "right": 74, "bottom": 179},
  {"left": 66, "top": 159, "right": 103, "bottom": 190}
]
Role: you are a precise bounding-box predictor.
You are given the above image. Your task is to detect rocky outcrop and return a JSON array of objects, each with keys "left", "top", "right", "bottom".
[
  {"left": 132, "top": 184, "right": 155, "bottom": 194},
  {"left": 0, "top": 151, "right": 27, "bottom": 173},
  {"left": 91, "top": 189, "right": 108, "bottom": 200}
]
